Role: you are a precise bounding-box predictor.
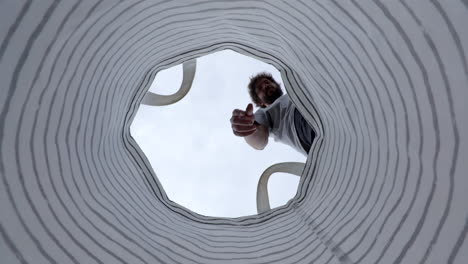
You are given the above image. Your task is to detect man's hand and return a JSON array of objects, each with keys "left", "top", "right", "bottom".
[{"left": 230, "top": 103, "right": 256, "bottom": 137}]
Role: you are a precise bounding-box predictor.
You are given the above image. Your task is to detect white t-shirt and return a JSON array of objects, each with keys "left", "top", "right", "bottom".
[{"left": 254, "top": 94, "right": 305, "bottom": 155}]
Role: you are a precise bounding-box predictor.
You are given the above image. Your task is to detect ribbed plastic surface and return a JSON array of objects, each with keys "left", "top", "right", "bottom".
[{"left": 1, "top": 1, "right": 467, "bottom": 263}]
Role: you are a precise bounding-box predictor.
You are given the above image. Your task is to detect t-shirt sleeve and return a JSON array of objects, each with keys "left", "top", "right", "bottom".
[
  {"left": 254, "top": 109, "right": 271, "bottom": 129},
  {"left": 253, "top": 96, "right": 284, "bottom": 134}
]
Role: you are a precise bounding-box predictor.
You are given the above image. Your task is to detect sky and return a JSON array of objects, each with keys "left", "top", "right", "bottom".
[{"left": 130, "top": 50, "right": 305, "bottom": 218}]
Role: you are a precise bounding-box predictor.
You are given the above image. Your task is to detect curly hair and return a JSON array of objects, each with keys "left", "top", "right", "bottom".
[{"left": 247, "top": 72, "right": 282, "bottom": 108}]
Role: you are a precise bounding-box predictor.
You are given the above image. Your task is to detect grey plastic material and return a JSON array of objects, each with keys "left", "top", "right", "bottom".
[
  {"left": 2, "top": 2, "right": 467, "bottom": 263},
  {"left": 256, "top": 162, "right": 305, "bottom": 214},
  {"left": 142, "top": 59, "right": 197, "bottom": 106}
]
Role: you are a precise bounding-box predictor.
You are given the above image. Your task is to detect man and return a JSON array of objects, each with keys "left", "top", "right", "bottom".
[{"left": 230, "top": 72, "right": 315, "bottom": 155}]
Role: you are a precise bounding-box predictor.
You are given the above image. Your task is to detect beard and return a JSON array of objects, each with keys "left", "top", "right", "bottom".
[{"left": 263, "top": 85, "right": 283, "bottom": 105}]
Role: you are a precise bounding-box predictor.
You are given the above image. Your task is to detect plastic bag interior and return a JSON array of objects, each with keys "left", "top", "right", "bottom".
[{"left": 1, "top": 1, "right": 467, "bottom": 263}]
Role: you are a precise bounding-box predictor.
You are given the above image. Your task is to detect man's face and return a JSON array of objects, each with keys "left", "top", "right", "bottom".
[{"left": 255, "top": 77, "right": 282, "bottom": 107}]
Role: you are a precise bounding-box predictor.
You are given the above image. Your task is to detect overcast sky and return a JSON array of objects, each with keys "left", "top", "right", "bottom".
[{"left": 130, "top": 50, "right": 305, "bottom": 218}]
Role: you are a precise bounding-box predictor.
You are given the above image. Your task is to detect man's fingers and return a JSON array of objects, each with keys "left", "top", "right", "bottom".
[
  {"left": 231, "top": 115, "right": 254, "bottom": 125},
  {"left": 232, "top": 124, "right": 256, "bottom": 132},
  {"left": 233, "top": 104, "right": 254, "bottom": 117},
  {"left": 232, "top": 109, "right": 246, "bottom": 116},
  {"left": 245, "top": 103, "right": 254, "bottom": 116},
  {"left": 233, "top": 127, "right": 256, "bottom": 137},
  {"left": 231, "top": 104, "right": 256, "bottom": 137}
]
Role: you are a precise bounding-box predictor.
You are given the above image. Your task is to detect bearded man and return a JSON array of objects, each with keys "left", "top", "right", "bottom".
[{"left": 230, "top": 72, "right": 315, "bottom": 155}]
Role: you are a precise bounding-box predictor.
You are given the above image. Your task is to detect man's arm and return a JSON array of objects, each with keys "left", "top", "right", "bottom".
[
  {"left": 244, "top": 123, "right": 269, "bottom": 150},
  {"left": 231, "top": 104, "right": 269, "bottom": 150}
]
